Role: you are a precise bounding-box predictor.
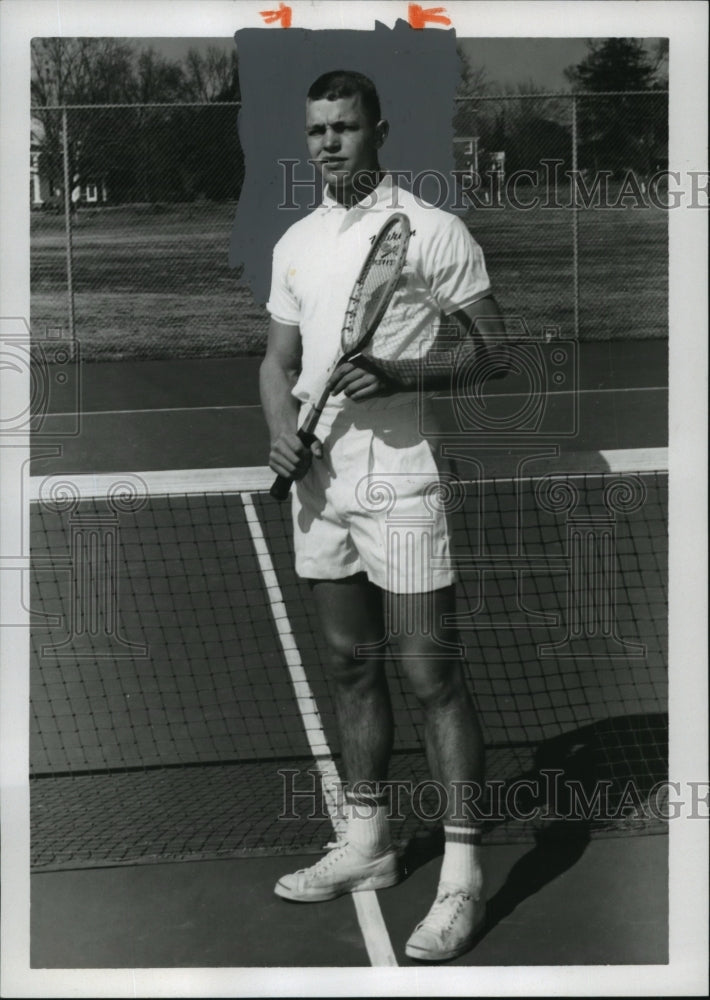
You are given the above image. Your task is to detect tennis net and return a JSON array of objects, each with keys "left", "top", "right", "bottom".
[{"left": 30, "top": 450, "right": 668, "bottom": 870}]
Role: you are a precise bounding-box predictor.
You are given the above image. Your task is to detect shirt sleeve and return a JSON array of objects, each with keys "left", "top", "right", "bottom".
[
  {"left": 266, "top": 237, "right": 301, "bottom": 326},
  {"left": 422, "top": 215, "right": 491, "bottom": 315}
]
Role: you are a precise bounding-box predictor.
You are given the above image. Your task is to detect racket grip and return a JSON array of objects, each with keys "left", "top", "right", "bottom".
[
  {"left": 269, "top": 429, "right": 319, "bottom": 502},
  {"left": 270, "top": 473, "right": 294, "bottom": 502}
]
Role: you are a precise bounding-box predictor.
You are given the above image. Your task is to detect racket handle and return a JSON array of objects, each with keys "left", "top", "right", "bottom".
[
  {"left": 269, "top": 429, "right": 319, "bottom": 502},
  {"left": 270, "top": 474, "right": 294, "bottom": 502}
]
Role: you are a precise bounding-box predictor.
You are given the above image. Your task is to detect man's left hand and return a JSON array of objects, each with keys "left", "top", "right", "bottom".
[{"left": 328, "top": 358, "right": 394, "bottom": 401}]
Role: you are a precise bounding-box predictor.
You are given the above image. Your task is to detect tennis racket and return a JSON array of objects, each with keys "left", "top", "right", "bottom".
[{"left": 270, "top": 211, "right": 412, "bottom": 501}]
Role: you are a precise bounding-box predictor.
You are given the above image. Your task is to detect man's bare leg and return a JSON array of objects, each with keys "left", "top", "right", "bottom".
[
  {"left": 394, "top": 585, "right": 484, "bottom": 799},
  {"left": 273, "top": 574, "right": 400, "bottom": 901},
  {"left": 310, "top": 573, "right": 393, "bottom": 786},
  {"left": 394, "top": 585, "right": 486, "bottom": 961}
]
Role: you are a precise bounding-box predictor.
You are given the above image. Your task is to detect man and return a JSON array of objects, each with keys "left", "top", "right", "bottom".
[{"left": 260, "top": 70, "right": 508, "bottom": 962}]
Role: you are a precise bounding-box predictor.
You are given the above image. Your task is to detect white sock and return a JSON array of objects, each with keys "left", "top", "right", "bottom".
[
  {"left": 346, "top": 789, "right": 391, "bottom": 857},
  {"left": 439, "top": 824, "right": 484, "bottom": 895}
]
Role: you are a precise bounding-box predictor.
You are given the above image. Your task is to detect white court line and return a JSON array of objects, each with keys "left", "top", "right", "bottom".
[
  {"left": 26, "top": 450, "right": 667, "bottom": 962},
  {"left": 241, "top": 494, "right": 398, "bottom": 968},
  {"left": 40, "top": 385, "right": 669, "bottom": 418}
]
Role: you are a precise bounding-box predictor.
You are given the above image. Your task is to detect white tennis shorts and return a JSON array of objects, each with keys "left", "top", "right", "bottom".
[{"left": 292, "top": 395, "right": 457, "bottom": 593}]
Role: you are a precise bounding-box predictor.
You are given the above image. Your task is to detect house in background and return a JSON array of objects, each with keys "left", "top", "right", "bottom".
[
  {"left": 30, "top": 139, "right": 56, "bottom": 206},
  {"left": 31, "top": 118, "right": 109, "bottom": 208}
]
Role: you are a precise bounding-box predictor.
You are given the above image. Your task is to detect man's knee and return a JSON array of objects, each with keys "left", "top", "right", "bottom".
[
  {"left": 405, "top": 660, "right": 466, "bottom": 710},
  {"left": 322, "top": 630, "right": 381, "bottom": 686}
]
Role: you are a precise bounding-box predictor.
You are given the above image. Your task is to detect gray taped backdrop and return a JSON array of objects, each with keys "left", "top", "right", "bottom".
[{"left": 229, "top": 20, "right": 461, "bottom": 303}]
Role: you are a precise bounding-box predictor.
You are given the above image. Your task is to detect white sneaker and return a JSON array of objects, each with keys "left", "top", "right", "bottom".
[
  {"left": 405, "top": 882, "right": 486, "bottom": 962},
  {"left": 274, "top": 841, "right": 400, "bottom": 902}
]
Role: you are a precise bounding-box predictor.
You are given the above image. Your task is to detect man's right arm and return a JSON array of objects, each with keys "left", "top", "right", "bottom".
[{"left": 259, "top": 318, "right": 322, "bottom": 480}]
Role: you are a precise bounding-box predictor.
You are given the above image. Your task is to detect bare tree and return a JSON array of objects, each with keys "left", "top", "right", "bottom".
[
  {"left": 134, "top": 48, "right": 186, "bottom": 102},
  {"left": 130, "top": 49, "right": 188, "bottom": 201},
  {"left": 31, "top": 37, "right": 138, "bottom": 105},
  {"left": 456, "top": 44, "right": 490, "bottom": 97},
  {"left": 31, "top": 38, "right": 138, "bottom": 203},
  {"left": 453, "top": 45, "right": 490, "bottom": 174},
  {"left": 182, "top": 46, "right": 240, "bottom": 102},
  {"left": 30, "top": 38, "right": 244, "bottom": 206},
  {"left": 488, "top": 80, "right": 573, "bottom": 174}
]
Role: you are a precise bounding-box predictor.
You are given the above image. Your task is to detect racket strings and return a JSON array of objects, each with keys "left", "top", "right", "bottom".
[{"left": 341, "top": 221, "right": 408, "bottom": 354}]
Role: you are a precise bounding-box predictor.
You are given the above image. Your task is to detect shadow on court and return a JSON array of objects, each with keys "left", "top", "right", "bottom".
[
  {"left": 28, "top": 339, "right": 669, "bottom": 968},
  {"left": 483, "top": 821, "right": 590, "bottom": 935},
  {"left": 394, "top": 709, "right": 668, "bottom": 962},
  {"left": 378, "top": 829, "right": 668, "bottom": 966}
]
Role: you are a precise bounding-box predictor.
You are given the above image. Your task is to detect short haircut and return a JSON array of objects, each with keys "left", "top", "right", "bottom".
[{"left": 307, "top": 70, "right": 381, "bottom": 125}]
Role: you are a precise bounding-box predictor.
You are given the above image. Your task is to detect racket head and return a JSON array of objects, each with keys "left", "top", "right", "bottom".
[{"left": 340, "top": 212, "right": 411, "bottom": 356}]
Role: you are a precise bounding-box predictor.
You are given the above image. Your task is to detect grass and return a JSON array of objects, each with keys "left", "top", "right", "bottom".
[{"left": 30, "top": 199, "right": 668, "bottom": 362}]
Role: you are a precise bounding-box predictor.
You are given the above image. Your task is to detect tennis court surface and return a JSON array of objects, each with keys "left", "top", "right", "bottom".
[{"left": 29, "top": 341, "right": 668, "bottom": 968}]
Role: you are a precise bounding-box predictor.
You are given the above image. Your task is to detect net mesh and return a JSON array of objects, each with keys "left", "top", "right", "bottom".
[{"left": 30, "top": 457, "right": 668, "bottom": 871}]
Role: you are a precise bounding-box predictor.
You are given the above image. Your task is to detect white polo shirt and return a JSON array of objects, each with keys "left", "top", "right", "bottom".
[{"left": 266, "top": 174, "right": 491, "bottom": 408}]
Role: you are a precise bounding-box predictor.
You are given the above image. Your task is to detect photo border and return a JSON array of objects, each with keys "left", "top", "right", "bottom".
[{"left": 1, "top": 1, "right": 707, "bottom": 995}]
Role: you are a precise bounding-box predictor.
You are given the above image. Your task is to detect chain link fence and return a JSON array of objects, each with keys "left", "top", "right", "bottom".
[
  {"left": 453, "top": 91, "right": 668, "bottom": 345},
  {"left": 30, "top": 93, "right": 668, "bottom": 362}
]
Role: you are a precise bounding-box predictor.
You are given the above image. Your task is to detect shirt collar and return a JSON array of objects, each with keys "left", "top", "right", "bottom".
[{"left": 320, "top": 172, "right": 395, "bottom": 213}]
